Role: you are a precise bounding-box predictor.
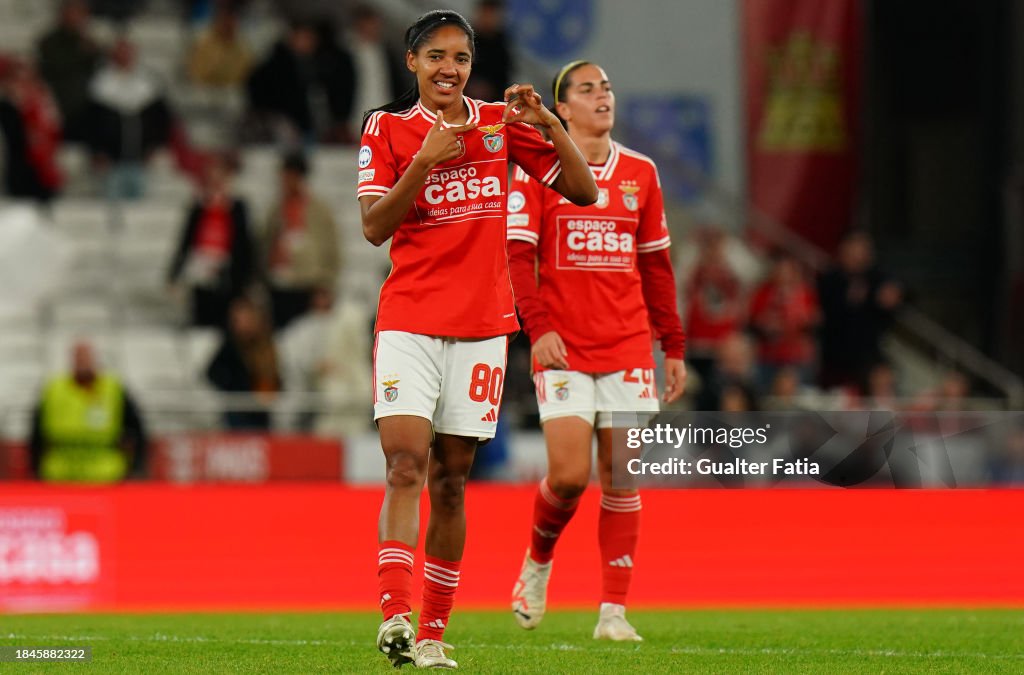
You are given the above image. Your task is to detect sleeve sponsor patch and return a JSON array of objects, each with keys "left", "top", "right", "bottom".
[
  {"left": 507, "top": 214, "right": 530, "bottom": 227},
  {"left": 358, "top": 169, "right": 375, "bottom": 183}
]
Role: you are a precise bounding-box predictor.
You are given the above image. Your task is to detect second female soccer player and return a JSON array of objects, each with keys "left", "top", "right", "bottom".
[{"left": 507, "top": 60, "right": 687, "bottom": 641}]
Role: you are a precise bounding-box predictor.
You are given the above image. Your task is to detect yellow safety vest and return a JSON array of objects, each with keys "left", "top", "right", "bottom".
[{"left": 39, "top": 374, "right": 128, "bottom": 483}]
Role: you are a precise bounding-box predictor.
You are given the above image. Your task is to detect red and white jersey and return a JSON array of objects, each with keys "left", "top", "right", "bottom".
[
  {"left": 507, "top": 141, "right": 671, "bottom": 372},
  {"left": 358, "top": 98, "right": 562, "bottom": 338}
]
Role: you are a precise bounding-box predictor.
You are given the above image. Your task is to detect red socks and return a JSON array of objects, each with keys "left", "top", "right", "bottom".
[
  {"left": 598, "top": 493, "right": 641, "bottom": 605},
  {"left": 377, "top": 541, "right": 414, "bottom": 620},
  {"left": 417, "top": 556, "right": 461, "bottom": 641},
  {"left": 379, "top": 542, "right": 463, "bottom": 641},
  {"left": 529, "top": 479, "right": 581, "bottom": 564}
]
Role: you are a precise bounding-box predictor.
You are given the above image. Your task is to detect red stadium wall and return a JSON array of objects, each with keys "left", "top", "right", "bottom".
[{"left": 1, "top": 485, "right": 1022, "bottom": 612}]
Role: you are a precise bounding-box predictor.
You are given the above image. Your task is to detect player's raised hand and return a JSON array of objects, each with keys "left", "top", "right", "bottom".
[
  {"left": 532, "top": 330, "right": 569, "bottom": 370},
  {"left": 418, "top": 109, "right": 477, "bottom": 168},
  {"left": 502, "top": 83, "right": 559, "bottom": 128},
  {"left": 662, "top": 358, "right": 687, "bottom": 404}
]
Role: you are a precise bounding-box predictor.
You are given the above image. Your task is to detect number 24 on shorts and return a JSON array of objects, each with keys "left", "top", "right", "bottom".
[{"left": 469, "top": 363, "right": 504, "bottom": 405}]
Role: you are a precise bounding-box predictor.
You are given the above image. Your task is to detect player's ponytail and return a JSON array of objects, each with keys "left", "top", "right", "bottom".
[
  {"left": 360, "top": 10, "right": 476, "bottom": 133},
  {"left": 550, "top": 60, "right": 591, "bottom": 130}
]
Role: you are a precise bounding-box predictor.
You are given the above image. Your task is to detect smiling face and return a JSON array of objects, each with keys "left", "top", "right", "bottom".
[
  {"left": 556, "top": 63, "right": 614, "bottom": 136},
  {"left": 407, "top": 24, "right": 473, "bottom": 113}
]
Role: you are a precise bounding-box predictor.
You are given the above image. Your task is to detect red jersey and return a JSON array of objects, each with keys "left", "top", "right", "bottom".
[
  {"left": 357, "top": 98, "right": 562, "bottom": 338},
  {"left": 507, "top": 141, "right": 682, "bottom": 372}
]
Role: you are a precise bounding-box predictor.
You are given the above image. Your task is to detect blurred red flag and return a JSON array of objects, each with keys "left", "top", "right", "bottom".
[{"left": 744, "top": 0, "right": 862, "bottom": 254}]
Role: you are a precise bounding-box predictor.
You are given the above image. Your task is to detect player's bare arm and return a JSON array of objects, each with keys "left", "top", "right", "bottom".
[
  {"left": 360, "top": 110, "right": 477, "bottom": 246},
  {"left": 502, "top": 82, "right": 598, "bottom": 207}
]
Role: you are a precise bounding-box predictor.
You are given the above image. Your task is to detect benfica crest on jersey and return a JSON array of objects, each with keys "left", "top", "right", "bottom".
[
  {"left": 619, "top": 183, "right": 640, "bottom": 211},
  {"left": 480, "top": 124, "right": 505, "bottom": 153}
]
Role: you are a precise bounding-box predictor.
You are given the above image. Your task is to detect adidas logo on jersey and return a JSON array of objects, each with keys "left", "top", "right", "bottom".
[
  {"left": 481, "top": 408, "right": 498, "bottom": 422},
  {"left": 608, "top": 555, "right": 634, "bottom": 568}
]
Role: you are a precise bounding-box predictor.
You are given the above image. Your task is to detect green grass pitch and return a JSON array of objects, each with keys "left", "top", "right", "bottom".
[{"left": 3, "top": 609, "right": 1022, "bottom": 673}]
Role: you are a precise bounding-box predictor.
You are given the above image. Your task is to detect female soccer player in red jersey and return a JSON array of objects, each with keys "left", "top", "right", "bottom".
[
  {"left": 357, "top": 11, "right": 598, "bottom": 669},
  {"left": 507, "top": 60, "right": 687, "bottom": 641}
]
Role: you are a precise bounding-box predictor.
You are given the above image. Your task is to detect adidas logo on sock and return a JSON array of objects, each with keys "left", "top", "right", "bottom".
[
  {"left": 533, "top": 525, "right": 559, "bottom": 539},
  {"left": 609, "top": 554, "right": 634, "bottom": 568},
  {"left": 426, "top": 619, "right": 446, "bottom": 629},
  {"left": 481, "top": 408, "right": 497, "bottom": 422}
]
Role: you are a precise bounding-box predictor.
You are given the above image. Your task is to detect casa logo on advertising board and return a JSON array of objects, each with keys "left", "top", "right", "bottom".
[{"left": 0, "top": 506, "right": 109, "bottom": 611}]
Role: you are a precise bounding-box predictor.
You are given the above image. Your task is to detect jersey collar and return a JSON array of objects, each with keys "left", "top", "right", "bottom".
[
  {"left": 416, "top": 97, "right": 480, "bottom": 127},
  {"left": 591, "top": 141, "right": 621, "bottom": 181}
]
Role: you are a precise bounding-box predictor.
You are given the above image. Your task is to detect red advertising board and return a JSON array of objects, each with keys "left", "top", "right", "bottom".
[
  {"left": 0, "top": 485, "right": 1021, "bottom": 612},
  {"left": 149, "top": 434, "right": 343, "bottom": 482},
  {"left": 1, "top": 434, "right": 344, "bottom": 482},
  {"left": 744, "top": 0, "right": 862, "bottom": 253}
]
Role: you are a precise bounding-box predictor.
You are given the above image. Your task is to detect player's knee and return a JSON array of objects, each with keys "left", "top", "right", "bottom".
[
  {"left": 547, "top": 477, "right": 587, "bottom": 501},
  {"left": 385, "top": 451, "right": 426, "bottom": 490},
  {"left": 430, "top": 472, "right": 468, "bottom": 513}
]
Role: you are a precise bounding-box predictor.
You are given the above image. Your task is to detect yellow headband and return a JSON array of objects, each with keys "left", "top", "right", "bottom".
[{"left": 553, "top": 60, "right": 589, "bottom": 103}]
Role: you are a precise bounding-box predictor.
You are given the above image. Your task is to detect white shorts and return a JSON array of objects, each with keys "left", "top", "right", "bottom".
[
  {"left": 373, "top": 331, "right": 508, "bottom": 439},
  {"left": 533, "top": 368, "right": 661, "bottom": 429}
]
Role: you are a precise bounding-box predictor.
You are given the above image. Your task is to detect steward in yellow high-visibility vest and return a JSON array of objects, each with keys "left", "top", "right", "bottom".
[{"left": 28, "top": 341, "right": 147, "bottom": 482}]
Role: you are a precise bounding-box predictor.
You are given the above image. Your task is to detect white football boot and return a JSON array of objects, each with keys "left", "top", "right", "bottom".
[
  {"left": 511, "top": 550, "right": 552, "bottom": 629},
  {"left": 593, "top": 603, "right": 643, "bottom": 642},
  {"left": 414, "top": 639, "right": 457, "bottom": 669},
  {"left": 376, "top": 613, "right": 415, "bottom": 668}
]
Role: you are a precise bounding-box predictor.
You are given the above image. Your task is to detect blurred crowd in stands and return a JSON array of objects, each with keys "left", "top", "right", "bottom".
[{"left": 0, "top": 0, "right": 994, "bottom": 448}]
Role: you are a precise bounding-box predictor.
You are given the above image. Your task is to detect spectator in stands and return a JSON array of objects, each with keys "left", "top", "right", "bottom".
[
  {"left": 762, "top": 366, "right": 813, "bottom": 411},
  {"left": 748, "top": 252, "right": 820, "bottom": 390},
  {"left": 277, "top": 284, "right": 373, "bottom": 436},
  {"left": 247, "top": 19, "right": 351, "bottom": 145},
  {"left": 347, "top": 5, "right": 405, "bottom": 137},
  {"left": 0, "top": 57, "right": 63, "bottom": 202},
  {"left": 818, "top": 230, "right": 903, "bottom": 392},
  {"left": 915, "top": 371, "right": 971, "bottom": 412},
  {"left": 696, "top": 332, "right": 759, "bottom": 411},
  {"left": 683, "top": 227, "right": 746, "bottom": 391},
  {"left": 861, "top": 360, "right": 899, "bottom": 410},
  {"left": 168, "top": 151, "right": 255, "bottom": 327},
  {"left": 29, "top": 340, "right": 147, "bottom": 482},
  {"left": 261, "top": 152, "right": 340, "bottom": 328},
  {"left": 278, "top": 285, "right": 334, "bottom": 430},
  {"left": 311, "top": 17, "right": 357, "bottom": 143},
  {"left": 85, "top": 36, "right": 173, "bottom": 200},
  {"left": 464, "top": 0, "right": 513, "bottom": 102},
  {"left": 989, "top": 420, "right": 1024, "bottom": 484},
  {"left": 36, "top": 0, "right": 102, "bottom": 143},
  {"left": 206, "top": 295, "right": 281, "bottom": 430},
  {"left": 187, "top": 0, "right": 253, "bottom": 88}
]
